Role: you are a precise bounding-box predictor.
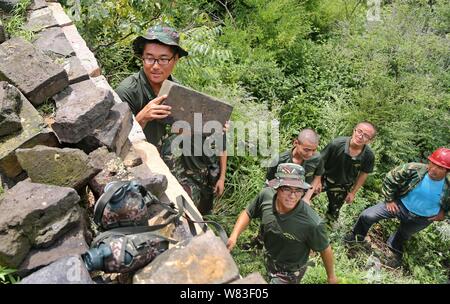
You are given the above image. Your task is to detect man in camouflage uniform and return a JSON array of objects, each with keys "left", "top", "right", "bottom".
[
  {"left": 161, "top": 132, "right": 226, "bottom": 215},
  {"left": 345, "top": 147, "right": 450, "bottom": 267},
  {"left": 115, "top": 25, "right": 227, "bottom": 215},
  {"left": 320, "top": 121, "right": 376, "bottom": 222},
  {"left": 227, "top": 163, "right": 338, "bottom": 284}
]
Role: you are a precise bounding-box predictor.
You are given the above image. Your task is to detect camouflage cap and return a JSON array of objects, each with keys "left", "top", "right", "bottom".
[
  {"left": 133, "top": 24, "right": 188, "bottom": 58},
  {"left": 267, "top": 163, "right": 311, "bottom": 190}
]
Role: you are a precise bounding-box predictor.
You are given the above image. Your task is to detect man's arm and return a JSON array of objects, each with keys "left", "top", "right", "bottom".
[
  {"left": 215, "top": 151, "right": 227, "bottom": 196},
  {"left": 303, "top": 175, "right": 322, "bottom": 203},
  {"left": 319, "top": 245, "right": 338, "bottom": 284},
  {"left": 227, "top": 210, "right": 251, "bottom": 251},
  {"left": 345, "top": 172, "right": 369, "bottom": 203},
  {"left": 135, "top": 95, "right": 171, "bottom": 128}
]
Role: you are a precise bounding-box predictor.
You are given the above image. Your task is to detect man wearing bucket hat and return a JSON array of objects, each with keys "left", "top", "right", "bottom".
[
  {"left": 227, "top": 163, "right": 338, "bottom": 284},
  {"left": 116, "top": 24, "right": 188, "bottom": 147},
  {"left": 344, "top": 147, "right": 450, "bottom": 268},
  {"left": 116, "top": 25, "right": 228, "bottom": 215}
]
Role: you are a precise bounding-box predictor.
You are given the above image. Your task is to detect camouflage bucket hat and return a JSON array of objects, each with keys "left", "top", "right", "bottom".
[
  {"left": 267, "top": 163, "right": 311, "bottom": 190},
  {"left": 133, "top": 24, "right": 188, "bottom": 58}
]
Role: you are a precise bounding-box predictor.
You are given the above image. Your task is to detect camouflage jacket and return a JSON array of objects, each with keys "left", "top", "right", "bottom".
[{"left": 382, "top": 162, "right": 450, "bottom": 214}]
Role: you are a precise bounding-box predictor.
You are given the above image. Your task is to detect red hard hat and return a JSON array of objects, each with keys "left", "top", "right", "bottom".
[{"left": 428, "top": 147, "right": 450, "bottom": 169}]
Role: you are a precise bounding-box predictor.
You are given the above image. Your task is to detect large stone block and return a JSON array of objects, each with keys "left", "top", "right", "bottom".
[
  {"left": 158, "top": 80, "right": 233, "bottom": 133},
  {"left": 0, "top": 37, "right": 69, "bottom": 106},
  {"left": 16, "top": 145, "right": 99, "bottom": 190},
  {"left": 133, "top": 230, "right": 239, "bottom": 284},
  {"left": 33, "top": 27, "right": 75, "bottom": 58},
  {"left": 18, "top": 221, "right": 89, "bottom": 277},
  {"left": 20, "top": 255, "right": 94, "bottom": 284},
  {"left": 76, "top": 102, "right": 133, "bottom": 155},
  {"left": 52, "top": 79, "right": 114, "bottom": 144},
  {"left": 0, "top": 181, "right": 81, "bottom": 268},
  {"left": 0, "top": 85, "right": 59, "bottom": 178},
  {"left": 24, "top": 6, "right": 59, "bottom": 32}
]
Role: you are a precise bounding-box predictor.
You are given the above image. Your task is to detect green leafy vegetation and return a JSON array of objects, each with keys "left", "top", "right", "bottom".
[
  {"left": 3, "top": 0, "right": 34, "bottom": 41},
  {"left": 0, "top": 266, "right": 18, "bottom": 284},
  {"left": 62, "top": 0, "right": 450, "bottom": 283}
]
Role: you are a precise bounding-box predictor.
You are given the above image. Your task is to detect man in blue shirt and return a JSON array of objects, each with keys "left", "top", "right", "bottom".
[{"left": 344, "top": 147, "right": 450, "bottom": 267}]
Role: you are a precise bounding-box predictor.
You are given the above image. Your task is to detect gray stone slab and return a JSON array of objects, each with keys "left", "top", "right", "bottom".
[
  {"left": 52, "top": 80, "right": 114, "bottom": 143},
  {"left": 24, "top": 6, "right": 59, "bottom": 32},
  {"left": 133, "top": 230, "right": 239, "bottom": 284},
  {"left": 0, "top": 37, "right": 69, "bottom": 106},
  {"left": 0, "top": 181, "right": 80, "bottom": 268},
  {"left": 20, "top": 255, "right": 94, "bottom": 284},
  {"left": 33, "top": 27, "right": 75, "bottom": 58},
  {"left": 18, "top": 221, "right": 89, "bottom": 277},
  {"left": 16, "top": 145, "right": 99, "bottom": 190},
  {"left": 158, "top": 80, "right": 233, "bottom": 133}
]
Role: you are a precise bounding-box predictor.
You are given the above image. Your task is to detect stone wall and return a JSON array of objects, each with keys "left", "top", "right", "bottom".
[{"left": 0, "top": 0, "right": 264, "bottom": 284}]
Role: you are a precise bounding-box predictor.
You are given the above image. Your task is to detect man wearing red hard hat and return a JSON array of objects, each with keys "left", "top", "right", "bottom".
[{"left": 344, "top": 147, "right": 450, "bottom": 267}]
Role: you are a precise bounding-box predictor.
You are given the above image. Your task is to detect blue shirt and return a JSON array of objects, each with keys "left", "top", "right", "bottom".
[{"left": 401, "top": 173, "right": 444, "bottom": 217}]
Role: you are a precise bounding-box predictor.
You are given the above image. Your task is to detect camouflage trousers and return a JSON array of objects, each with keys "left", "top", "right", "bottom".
[
  {"left": 162, "top": 153, "right": 219, "bottom": 216},
  {"left": 265, "top": 258, "right": 307, "bottom": 284},
  {"left": 324, "top": 178, "right": 353, "bottom": 222}
]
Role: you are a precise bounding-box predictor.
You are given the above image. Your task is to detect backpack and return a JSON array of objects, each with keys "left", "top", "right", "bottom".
[{"left": 82, "top": 227, "right": 177, "bottom": 273}]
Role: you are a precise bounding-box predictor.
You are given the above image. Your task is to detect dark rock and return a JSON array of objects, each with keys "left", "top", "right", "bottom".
[
  {"left": 52, "top": 80, "right": 114, "bottom": 144},
  {"left": 0, "top": 37, "right": 69, "bottom": 106},
  {"left": 20, "top": 255, "right": 94, "bottom": 284},
  {"left": 0, "top": 181, "right": 80, "bottom": 268}
]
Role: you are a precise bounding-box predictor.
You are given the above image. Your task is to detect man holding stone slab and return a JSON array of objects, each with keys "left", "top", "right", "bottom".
[{"left": 115, "top": 25, "right": 229, "bottom": 215}]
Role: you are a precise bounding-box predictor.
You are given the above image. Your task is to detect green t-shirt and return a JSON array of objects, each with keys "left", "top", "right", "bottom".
[
  {"left": 246, "top": 187, "right": 329, "bottom": 271},
  {"left": 115, "top": 69, "right": 170, "bottom": 148},
  {"left": 320, "top": 136, "right": 375, "bottom": 185},
  {"left": 266, "top": 150, "right": 324, "bottom": 184}
]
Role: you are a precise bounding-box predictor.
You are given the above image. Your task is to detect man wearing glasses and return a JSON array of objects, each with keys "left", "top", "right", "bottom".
[
  {"left": 320, "top": 121, "right": 376, "bottom": 223},
  {"left": 116, "top": 25, "right": 227, "bottom": 215},
  {"left": 227, "top": 163, "right": 338, "bottom": 284}
]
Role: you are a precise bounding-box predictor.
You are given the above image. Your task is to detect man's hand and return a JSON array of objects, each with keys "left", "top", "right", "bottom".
[
  {"left": 136, "top": 95, "right": 171, "bottom": 127},
  {"left": 327, "top": 275, "right": 339, "bottom": 284},
  {"left": 429, "top": 209, "right": 445, "bottom": 222},
  {"left": 345, "top": 192, "right": 356, "bottom": 204},
  {"left": 214, "top": 178, "right": 225, "bottom": 197},
  {"left": 226, "top": 236, "right": 237, "bottom": 251},
  {"left": 386, "top": 201, "right": 400, "bottom": 214},
  {"left": 313, "top": 180, "right": 322, "bottom": 194}
]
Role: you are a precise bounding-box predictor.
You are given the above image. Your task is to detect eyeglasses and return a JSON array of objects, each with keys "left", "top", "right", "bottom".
[
  {"left": 279, "top": 186, "right": 304, "bottom": 195},
  {"left": 354, "top": 128, "right": 372, "bottom": 141},
  {"left": 142, "top": 54, "right": 175, "bottom": 66}
]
